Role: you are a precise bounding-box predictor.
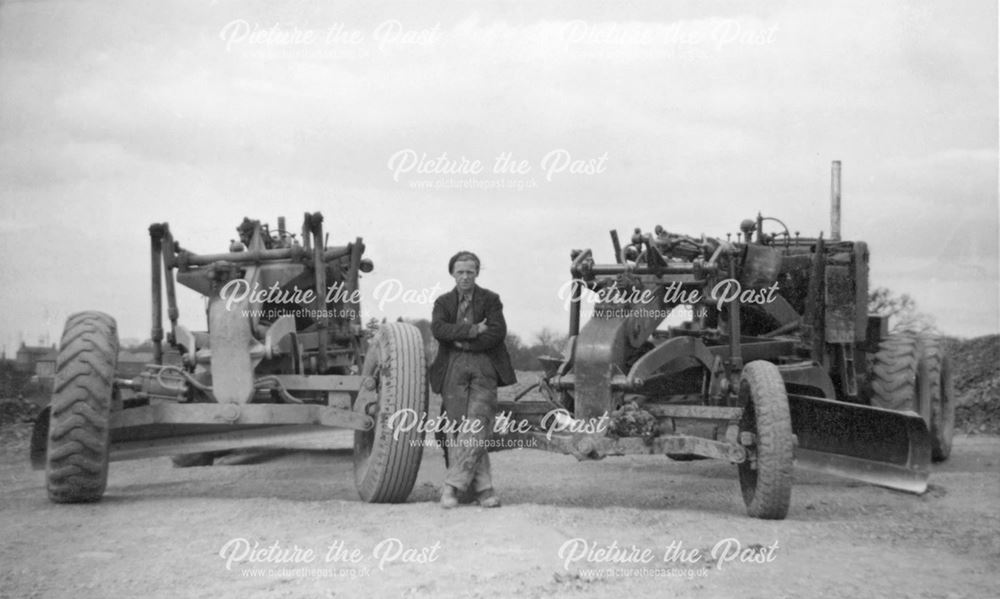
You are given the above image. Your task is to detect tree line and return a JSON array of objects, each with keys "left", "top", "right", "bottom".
[{"left": 371, "top": 318, "right": 567, "bottom": 372}]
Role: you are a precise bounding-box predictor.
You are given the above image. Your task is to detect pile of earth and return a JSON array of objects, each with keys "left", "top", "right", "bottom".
[{"left": 944, "top": 334, "right": 1000, "bottom": 434}]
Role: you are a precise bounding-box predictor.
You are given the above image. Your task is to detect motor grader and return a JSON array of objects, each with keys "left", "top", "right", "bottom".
[
  {"left": 31, "top": 212, "right": 427, "bottom": 504},
  {"left": 496, "top": 163, "right": 954, "bottom": 519}
]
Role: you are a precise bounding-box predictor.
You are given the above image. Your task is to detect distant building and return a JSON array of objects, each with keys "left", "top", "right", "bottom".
[
  {"left": 15, "top": 343, "right": 57, "bottom": 379},
  {"left": 15, "top": 342, "right": 58, "bottom": 398}
]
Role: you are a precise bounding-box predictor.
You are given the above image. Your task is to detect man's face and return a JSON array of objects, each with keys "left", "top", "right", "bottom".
[{"left": 452, "top": 259, "right": 478, "bottom": 293}]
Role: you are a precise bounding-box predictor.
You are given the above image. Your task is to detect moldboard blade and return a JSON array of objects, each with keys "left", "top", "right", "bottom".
[{"left": 788, "top": 394, "right": 932, "bottom": 494}]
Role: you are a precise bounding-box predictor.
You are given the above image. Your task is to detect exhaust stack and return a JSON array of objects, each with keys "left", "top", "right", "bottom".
[{"left": 831, "top": 160, "right": 842, "bottom": 241}]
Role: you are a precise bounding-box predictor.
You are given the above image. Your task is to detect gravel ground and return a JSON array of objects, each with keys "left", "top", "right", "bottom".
[{"left": 1, "top": 423, "right": 998, "bottom": 599}]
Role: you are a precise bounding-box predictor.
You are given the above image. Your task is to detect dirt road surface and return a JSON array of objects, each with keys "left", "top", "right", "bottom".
[{"left": 1, "top": 425, "right": 998, "bottom": 599}]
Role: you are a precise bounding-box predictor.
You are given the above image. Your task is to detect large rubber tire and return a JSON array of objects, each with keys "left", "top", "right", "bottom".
[
  {"left": 737, "top": 361, "right": 794, "bottom": 520},
  {"left": 921, "top": 339, "right": 955, "bottom": 462},
  {"left": 867, "top": 333, "right": 953, "bottom": 461},
  {"left": 867, "top": 334, "right": 920, "bottom": 412},
  {"left": 46, "top": 311, "right": 118, "bottom": 503},
  {"left": 353, "top": 322, "right": 427, "bottom": 503}
]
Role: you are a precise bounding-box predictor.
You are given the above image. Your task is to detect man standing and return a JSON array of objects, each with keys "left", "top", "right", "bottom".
[{"left": 429, "top": 251, "right": 516, "bottom": 509}]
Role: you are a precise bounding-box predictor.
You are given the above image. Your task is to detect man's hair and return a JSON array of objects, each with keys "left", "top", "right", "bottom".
[{"left": 448, "top": 250, "right": 481, "bottom": 274}]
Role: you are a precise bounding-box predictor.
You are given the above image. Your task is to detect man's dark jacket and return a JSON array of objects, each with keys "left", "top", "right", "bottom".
[{"left": 429, "top": 285, "right": 517, "bottom": 396}]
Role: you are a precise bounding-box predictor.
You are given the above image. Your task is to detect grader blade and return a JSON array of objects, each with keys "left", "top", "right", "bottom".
[{"left": 788, "top": 394, "right": 932, "bottom": 494}]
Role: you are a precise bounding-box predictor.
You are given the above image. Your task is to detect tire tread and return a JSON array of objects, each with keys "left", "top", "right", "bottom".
[
  {"left": 739, "top": 361, "right": 794, "bottom": 520},
  {"left": 354, "top": 322, "right": 427, "bottom": 503},
  {"left": 46, "top": 311, "right": 117, "bottom": 503}
]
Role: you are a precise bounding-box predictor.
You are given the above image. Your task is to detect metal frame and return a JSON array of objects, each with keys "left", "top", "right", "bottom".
[{"left": 110, "top": 213, "right": 374, "bottom": 461}]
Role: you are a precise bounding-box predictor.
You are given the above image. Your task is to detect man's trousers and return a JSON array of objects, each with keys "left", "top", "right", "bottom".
[{"left": 442, "top": 351, "right": 497, "bottom": 493}]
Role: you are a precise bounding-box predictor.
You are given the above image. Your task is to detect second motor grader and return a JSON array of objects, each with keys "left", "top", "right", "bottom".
[{"left": 497, "top": 163, "right": 954, "bottom": 519}]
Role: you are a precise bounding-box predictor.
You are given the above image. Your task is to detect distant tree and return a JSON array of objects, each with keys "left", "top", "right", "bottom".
[
  {"left": 503, "top": 329, "right": 570, "bottom": 371},
  {"left": 534, "top": 327, "right": 567, "bottom": 356},
  {"left": 868, "top": 287, "right": 938, "bottom": 334},
  {"left": 504, "top": 333, "right": 534, "bottom": 370}
]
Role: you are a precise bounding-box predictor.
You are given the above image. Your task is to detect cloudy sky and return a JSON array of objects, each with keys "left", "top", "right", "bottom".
[{"left": 0, "top": 0, "right": 996, "bottom": 353}]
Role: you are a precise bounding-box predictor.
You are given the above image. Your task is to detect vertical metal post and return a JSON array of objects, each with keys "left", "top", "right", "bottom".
[
  {"left": 345, "top": 237, "right": 363, "bottom": 325},
  {"left": 609, "top": 230, "right": 623, "bottom": 264},
  {"left": 568, "top": 279, "right": 582, "bottom": 336},
  {"left": 311, "top": 213, "right": 328, "bottom": 373},
  {"left": 302, "top": 212, "right": 312, "bottom": 253},
  {"left": 568, "top": 248, "right": 591, "bottom": 337},
  {"left": 805, "top": 236, "right": 827, "bottom": 365},
  {"left": 149, "top": 224, "right": 164, "bottom": 365},
  {"left": 831, "top": 160, "right": 842, "bottom": 242},
  {"left": 727, "top": 252, "right": 742, "bottom": 369},
  {"left": 161, "top": 227, "right": 179, "bottom": 345}
]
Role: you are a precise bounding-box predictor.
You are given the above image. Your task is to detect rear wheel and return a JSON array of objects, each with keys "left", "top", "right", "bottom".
[
  {"left": 921, "top": 339, "right": 955, "bottom": 461},
  {"left": 867, "top": 333, "right": 954, "bottom": 461},
  {"left": 46, "top": 311, "right": 118, "bottom": 503},
  {"left": 737, "top": 361, "right": 794, "bottom": 520},
  {"left": 353, "top": 322, "right": 427, "bottom": 503},
  {"left": 867, "top": 333, "right": 919, "bottom": 412}
]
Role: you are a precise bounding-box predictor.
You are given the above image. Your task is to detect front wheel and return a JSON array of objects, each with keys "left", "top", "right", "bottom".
[
  {"left": 737, "top": 361, "right": 794, "bottom": 520},
  {"left": 46, "top": 311, "right": 118, "bottom": 503},
  {"left": 353, "top": 322, "right": 427, "bottom": 503}
]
